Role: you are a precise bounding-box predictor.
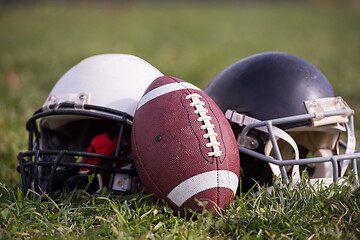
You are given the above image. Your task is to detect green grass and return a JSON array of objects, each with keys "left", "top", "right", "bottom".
[
  {"left": 1, "top": 1, "right": 360, "bottom": 238},
  {"left": 1, "top": 178, "right": 360, "bottom": 239}
]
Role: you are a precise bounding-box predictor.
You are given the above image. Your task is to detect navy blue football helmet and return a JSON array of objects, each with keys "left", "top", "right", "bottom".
[{"left": 205, "top": 52, "right": 359, "bottom": 191}]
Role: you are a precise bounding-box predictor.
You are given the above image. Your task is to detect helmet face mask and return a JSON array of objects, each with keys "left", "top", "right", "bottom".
[
  {"left": 18, "top": 54, "right": 163, "bottom": 195},
  {"left": 18, "top": 104, "right": 137, "bottom": 194},
  {"left": 205, "top": 52, "right": 359, "bottom": 191}
]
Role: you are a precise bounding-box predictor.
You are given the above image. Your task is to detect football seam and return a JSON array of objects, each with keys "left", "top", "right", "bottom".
[
  {"left": 180, "top": 92, "right": 214, "bottom": 164},
  {"left": 170, "top": 77, "right": 225, "bottom": 207},
  {"left": 185, "top": 93, "right": 222, "bottom": 157},
  {"left": 179, "top": 91, "right": 228, "bottom": 165},
  {"left": 202, "top": 95, "right": 228, "bottom": 164},
  {"left": 217, "top": 162, "right": 220, "bottom": 206}
]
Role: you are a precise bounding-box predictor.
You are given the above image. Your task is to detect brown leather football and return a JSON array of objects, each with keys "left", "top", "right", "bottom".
[{"left": 131, "top": 75, "right": 240, "bottom": 216}]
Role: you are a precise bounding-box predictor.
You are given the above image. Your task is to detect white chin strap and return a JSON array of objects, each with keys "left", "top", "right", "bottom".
[
  {"left": 311, "top": 149, "right": 334, "bottom": 179},
  {"left": 340, "top": 123, "right": 356, "bottom": 176},
  {"left": 266, "top": 121, "right": 356, "bottom": 181},
  {"left": 225, "top": 110, "right": 300, "bottom": 182},
  {"left": 225, "top": 110, "right": 299, "bottom": 159}
]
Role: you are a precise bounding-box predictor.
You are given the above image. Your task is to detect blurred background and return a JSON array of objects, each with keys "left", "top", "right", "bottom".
[{"left": 1, "top": 0, "right": 359, "bottom": 185}]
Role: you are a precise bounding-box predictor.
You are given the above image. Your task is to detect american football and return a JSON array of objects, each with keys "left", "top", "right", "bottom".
[{"left": 131, "top": 75, "right": 240, "bottom": 216}]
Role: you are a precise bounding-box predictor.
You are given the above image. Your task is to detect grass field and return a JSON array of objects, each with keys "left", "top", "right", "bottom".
[{"left": 1, "top": 1, "right": 360, "bottom": 239}]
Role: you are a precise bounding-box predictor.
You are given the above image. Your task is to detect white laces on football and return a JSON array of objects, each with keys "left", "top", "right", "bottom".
[{"left": 186, "top": 93, "right": 223, "bottom": 157}]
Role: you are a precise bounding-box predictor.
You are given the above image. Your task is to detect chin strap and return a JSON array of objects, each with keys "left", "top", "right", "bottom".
[
  {"left": 341, "top": 122, "right": 356, "bottom": 176},
  {"left": 225, "top": 110, "right": 300, "bottom": 182}
]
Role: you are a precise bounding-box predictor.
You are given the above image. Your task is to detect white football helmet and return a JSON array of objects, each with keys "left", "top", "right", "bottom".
[{"left": 18, "top": 54, "right": 163, "bottom": 194}]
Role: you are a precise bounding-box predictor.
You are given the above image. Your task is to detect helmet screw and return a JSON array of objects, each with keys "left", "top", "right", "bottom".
[{"left": 155, "top": 135, "right": 162, "bottom": 142}]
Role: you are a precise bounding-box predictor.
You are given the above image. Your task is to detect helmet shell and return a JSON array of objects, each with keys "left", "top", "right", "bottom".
[
  {"left": 44, "top": 54, "right": 163, "bottom": 117},
  {"left": 205, "top": 52, "right": 337, "bottom": 129}
]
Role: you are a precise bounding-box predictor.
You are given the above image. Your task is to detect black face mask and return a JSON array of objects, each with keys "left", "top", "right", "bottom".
[{"left": 17, "top": 103, "right": 141, "bottom": 195}]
